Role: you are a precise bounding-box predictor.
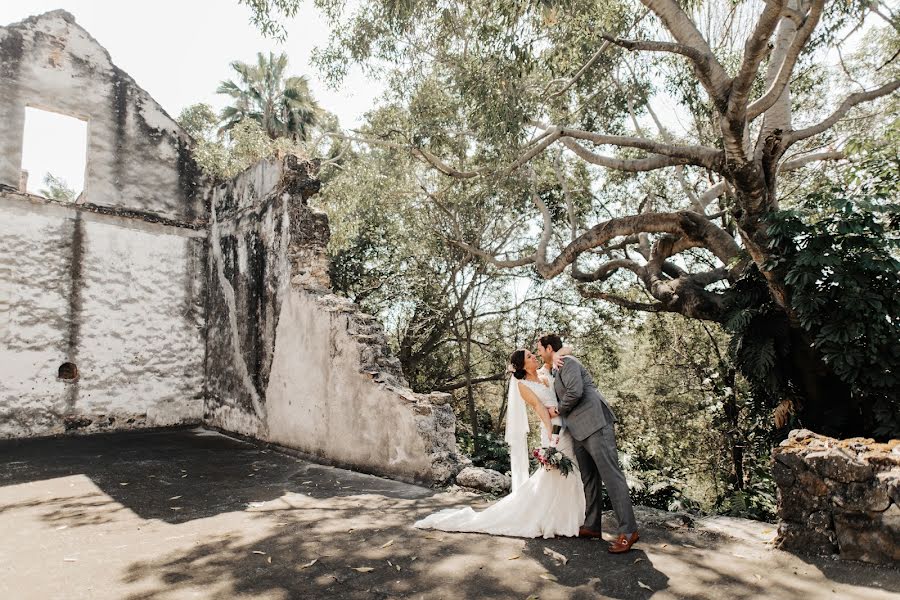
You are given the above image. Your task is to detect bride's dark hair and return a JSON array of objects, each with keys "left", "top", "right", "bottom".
[{"left": 509, "top": 349, "right": 527, "bottom": 380}]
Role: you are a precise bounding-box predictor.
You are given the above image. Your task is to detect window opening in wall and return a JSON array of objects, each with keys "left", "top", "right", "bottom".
[{"left": 20, "top": 107, "right": 88, "bottom": 202}]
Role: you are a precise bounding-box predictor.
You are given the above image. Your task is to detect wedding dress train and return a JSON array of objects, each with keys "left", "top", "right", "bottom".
[{"left": 413, "top": 378, "right": 586, "bottom": 539}]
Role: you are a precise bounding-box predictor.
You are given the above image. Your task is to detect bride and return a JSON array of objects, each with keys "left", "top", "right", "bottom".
[{"left": 414, "top": 348, "right": 586, "bottom": 538}]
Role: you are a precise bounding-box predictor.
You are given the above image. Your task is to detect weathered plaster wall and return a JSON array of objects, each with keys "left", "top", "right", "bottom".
[
  {"left": 0, "top": 192, "right": 206, "bottom": 438},
  {"left": 204, "top": 158, "right": 461, "bottom": 483},
  {"left": 0, "top": 10, "right": 206, "bottom": 438},
  {"left": 0, "top": 10, "right": 203, "bottom": 222},
  {"left": 204, "top": 158, "right": 291, "bottom": 437}
]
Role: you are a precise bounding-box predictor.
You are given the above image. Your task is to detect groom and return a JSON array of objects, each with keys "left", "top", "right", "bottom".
[{"left": 537, "top": 333, "right": 639, "bottom": 553}]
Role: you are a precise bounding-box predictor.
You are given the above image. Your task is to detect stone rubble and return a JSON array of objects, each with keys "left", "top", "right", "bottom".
[{"left": 454, "top": 466, "right": 512, "bottom": 495}]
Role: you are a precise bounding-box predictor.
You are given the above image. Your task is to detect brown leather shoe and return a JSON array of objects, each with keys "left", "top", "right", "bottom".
[
  {"left": 608, "top": 532, "right": 639, "bottom": 553},
  {"left": 578, "top": 526, "right": 604, "bottom": 539}
]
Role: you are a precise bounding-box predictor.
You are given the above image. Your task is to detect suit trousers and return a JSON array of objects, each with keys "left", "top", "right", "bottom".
[{"left": 573, "top": 418, "right": 638, "bottom": 535}]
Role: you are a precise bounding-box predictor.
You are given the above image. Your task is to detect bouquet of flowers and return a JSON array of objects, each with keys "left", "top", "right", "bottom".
[{"left": 532, "top": 445, "right": 575, "bottom": 477}]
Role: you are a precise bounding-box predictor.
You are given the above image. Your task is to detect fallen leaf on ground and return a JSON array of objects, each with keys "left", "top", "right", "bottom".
[
  {"left": 543, "top": 548, "right": 568, "bottom": 565},
  {"left": 252, "top": 551, "right": 267, "bottom": 555},
  {"left": 300, "top": 559, "right": 318, "bottom": 569},
  {"left": 633, "top": 558, "right": 645, "bottom": 564},
  {"left": 352, "top": 567, "right": 375, "bottom": 573},
  {"left": 380, "top": 539, "right": 394, "bottom": 548},
  {"left": 754, "top": 574, "right": 761, "bottom": 581},
  {"left": 181, "top": 474, "right": 187, "bottom": 478},
  {"left": 507, "top": 555, "right": 520, "bottom": 560},
  {"left": 683, "top": 544, "right": 697, "bottom": 549},
  {"left": 638, "top": 581, "right": 652, "bottom": 591},
  {"left": 301, "top": 481, "right": 313, "bottom": 484},
  {"left": 539, "top": 574, "right": 557, "bottom": 581},
  {"left": 119, "top": 482, "right": 129, "bottom": 486},
  {"left": 169, "top": 496, "right": 182, "bottom": 501},
  {"left": 410, "top": 556, "right": 418, "bottom": 561},
  {"left": 395, "top": 565, "right": 401, "bottom": 572},
  {"left": 170, "top": 507, "right": 182, "bottom": 511},
  {"left": 55, "top": 526, "right": 67, "bottom": 531},
  {"left": 267, "top": 556, "right": 272, "bottom": 564}
]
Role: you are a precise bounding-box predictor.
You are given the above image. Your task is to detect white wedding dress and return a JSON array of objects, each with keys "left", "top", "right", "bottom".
[{"left": 414, "top": 377, "right": 586, "bottom": 538}]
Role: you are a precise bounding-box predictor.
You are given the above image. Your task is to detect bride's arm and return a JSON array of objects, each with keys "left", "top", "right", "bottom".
[{"left": 517, "top": 382, "right": 553, "bottom": 434}]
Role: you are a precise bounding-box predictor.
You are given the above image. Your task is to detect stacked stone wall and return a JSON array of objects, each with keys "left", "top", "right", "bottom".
[{"left": 773, "top": 429, "right": 900, "bottom": 564}]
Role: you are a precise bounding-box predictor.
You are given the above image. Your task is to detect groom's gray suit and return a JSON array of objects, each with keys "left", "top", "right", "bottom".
[{"left": 554, "top": 356, "right": 637, "bottom": 535}]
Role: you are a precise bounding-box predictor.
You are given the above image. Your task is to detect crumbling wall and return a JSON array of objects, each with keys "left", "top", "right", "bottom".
[
  {"left": 204, "top": 157, "right": 461, "bottom": 483},
  {"left": 773, "top": 429, "right": 900, "bottom": 564},
  {"left": 0, "top": 10, "right": 203, "bottom": 222},
  {"left": 0, "top": 11, "right": 206, "bottom": 438},
  {"left": 1, "top": 10, "right": 459, "bottom": 484}
]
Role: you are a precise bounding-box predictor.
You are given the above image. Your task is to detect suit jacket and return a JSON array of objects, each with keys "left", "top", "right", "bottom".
[{"left": 553, "top": 356, "right": 616, "bottom": 441}]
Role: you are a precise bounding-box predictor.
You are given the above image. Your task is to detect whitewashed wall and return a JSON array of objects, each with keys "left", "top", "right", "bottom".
[{"left": 0, "top": 194, "right": 205, "bottom": 437}]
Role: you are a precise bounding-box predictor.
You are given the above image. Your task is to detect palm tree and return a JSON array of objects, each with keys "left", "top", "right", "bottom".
[{"left": 217, "top": 52, "right": 320, "bottom": 141}]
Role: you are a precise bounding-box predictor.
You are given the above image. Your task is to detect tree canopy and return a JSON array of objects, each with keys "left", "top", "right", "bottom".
[{"left": 235, "top": 1, "right": 899, "bottom": 438}]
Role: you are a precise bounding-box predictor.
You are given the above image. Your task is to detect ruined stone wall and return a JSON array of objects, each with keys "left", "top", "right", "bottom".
[
  {"left": 0, "top": 10, "right": 459, "bottom": 484},
  {"left": 0, "top": 11, "right": 206, "bottom": 438},
  {"left": 0, "top": 11, "right": 204, "bottom": 222},
  {"left": 773, "top": 429, "right": 900, "bottom": 564},
  {"left": 0, "top": 192, "right": 206, "bottom": 437},
  {"left": 204, "top": 157, "right": 461, "bottom": 483}
]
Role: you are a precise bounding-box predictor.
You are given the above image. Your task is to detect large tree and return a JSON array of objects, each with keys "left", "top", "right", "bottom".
[
  {"left": 245, "top": 1, "right": 899, "bottom": 438},
  {"left": 218, "top": 51, "right": 321, "bottom": 141}
]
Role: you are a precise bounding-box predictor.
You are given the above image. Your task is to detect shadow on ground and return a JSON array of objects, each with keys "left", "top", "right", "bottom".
[
  {"left": 0, "top": 427, "right": 428, "bottom": 527},
  {"left": 1, "top": 429, "right": 898, "bottom": 600}
]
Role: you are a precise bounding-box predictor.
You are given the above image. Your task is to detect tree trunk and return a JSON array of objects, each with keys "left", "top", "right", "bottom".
[
  {"left": 786, "top": 326, "right": 861, "bottom": 438},
  {"left": 722, "top": 367, "right": 744, "bottom": 490},
  {"left": 462, "top": 318, "right": 479, "bottom": 454}
]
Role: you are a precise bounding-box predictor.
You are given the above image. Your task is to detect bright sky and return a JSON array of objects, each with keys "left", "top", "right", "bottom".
[{"left": 1, "top": 1, "right": 383, "bottom": 196}]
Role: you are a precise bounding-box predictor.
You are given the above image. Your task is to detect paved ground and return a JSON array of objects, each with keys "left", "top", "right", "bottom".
[{"left": 1, "top": 429, "right": 897, "bottom": 600}]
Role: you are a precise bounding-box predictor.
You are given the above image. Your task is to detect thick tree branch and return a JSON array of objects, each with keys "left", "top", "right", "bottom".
[
  {"left": 556, "top": 126, "right": 723, "bottom": 169},
  {"left": 780, "top": 150, "right": 844, "bottom": 170},
  {"left": 639, "top": 0, "right": 732, "bottom": 104},
  {"left": 727, "top": 0, "right": 786, "bottom": 123},
  {"left": 601, "top": 34, "right": 713, "bottom": 70},
  {"left": 747, "top": 1, "right": 826, "bottom": 121},
  {"left": 559, "top": 138, "right": 694, "bottom": 172},
  {"left": 786, "top": 79, "right": 900, "bottom": 144},
  {"left": 571, "top": 258, "right": 646, "bottom": 283},
  {"left": 539, "top": 210, "right": 741, "bottom": 279}
]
